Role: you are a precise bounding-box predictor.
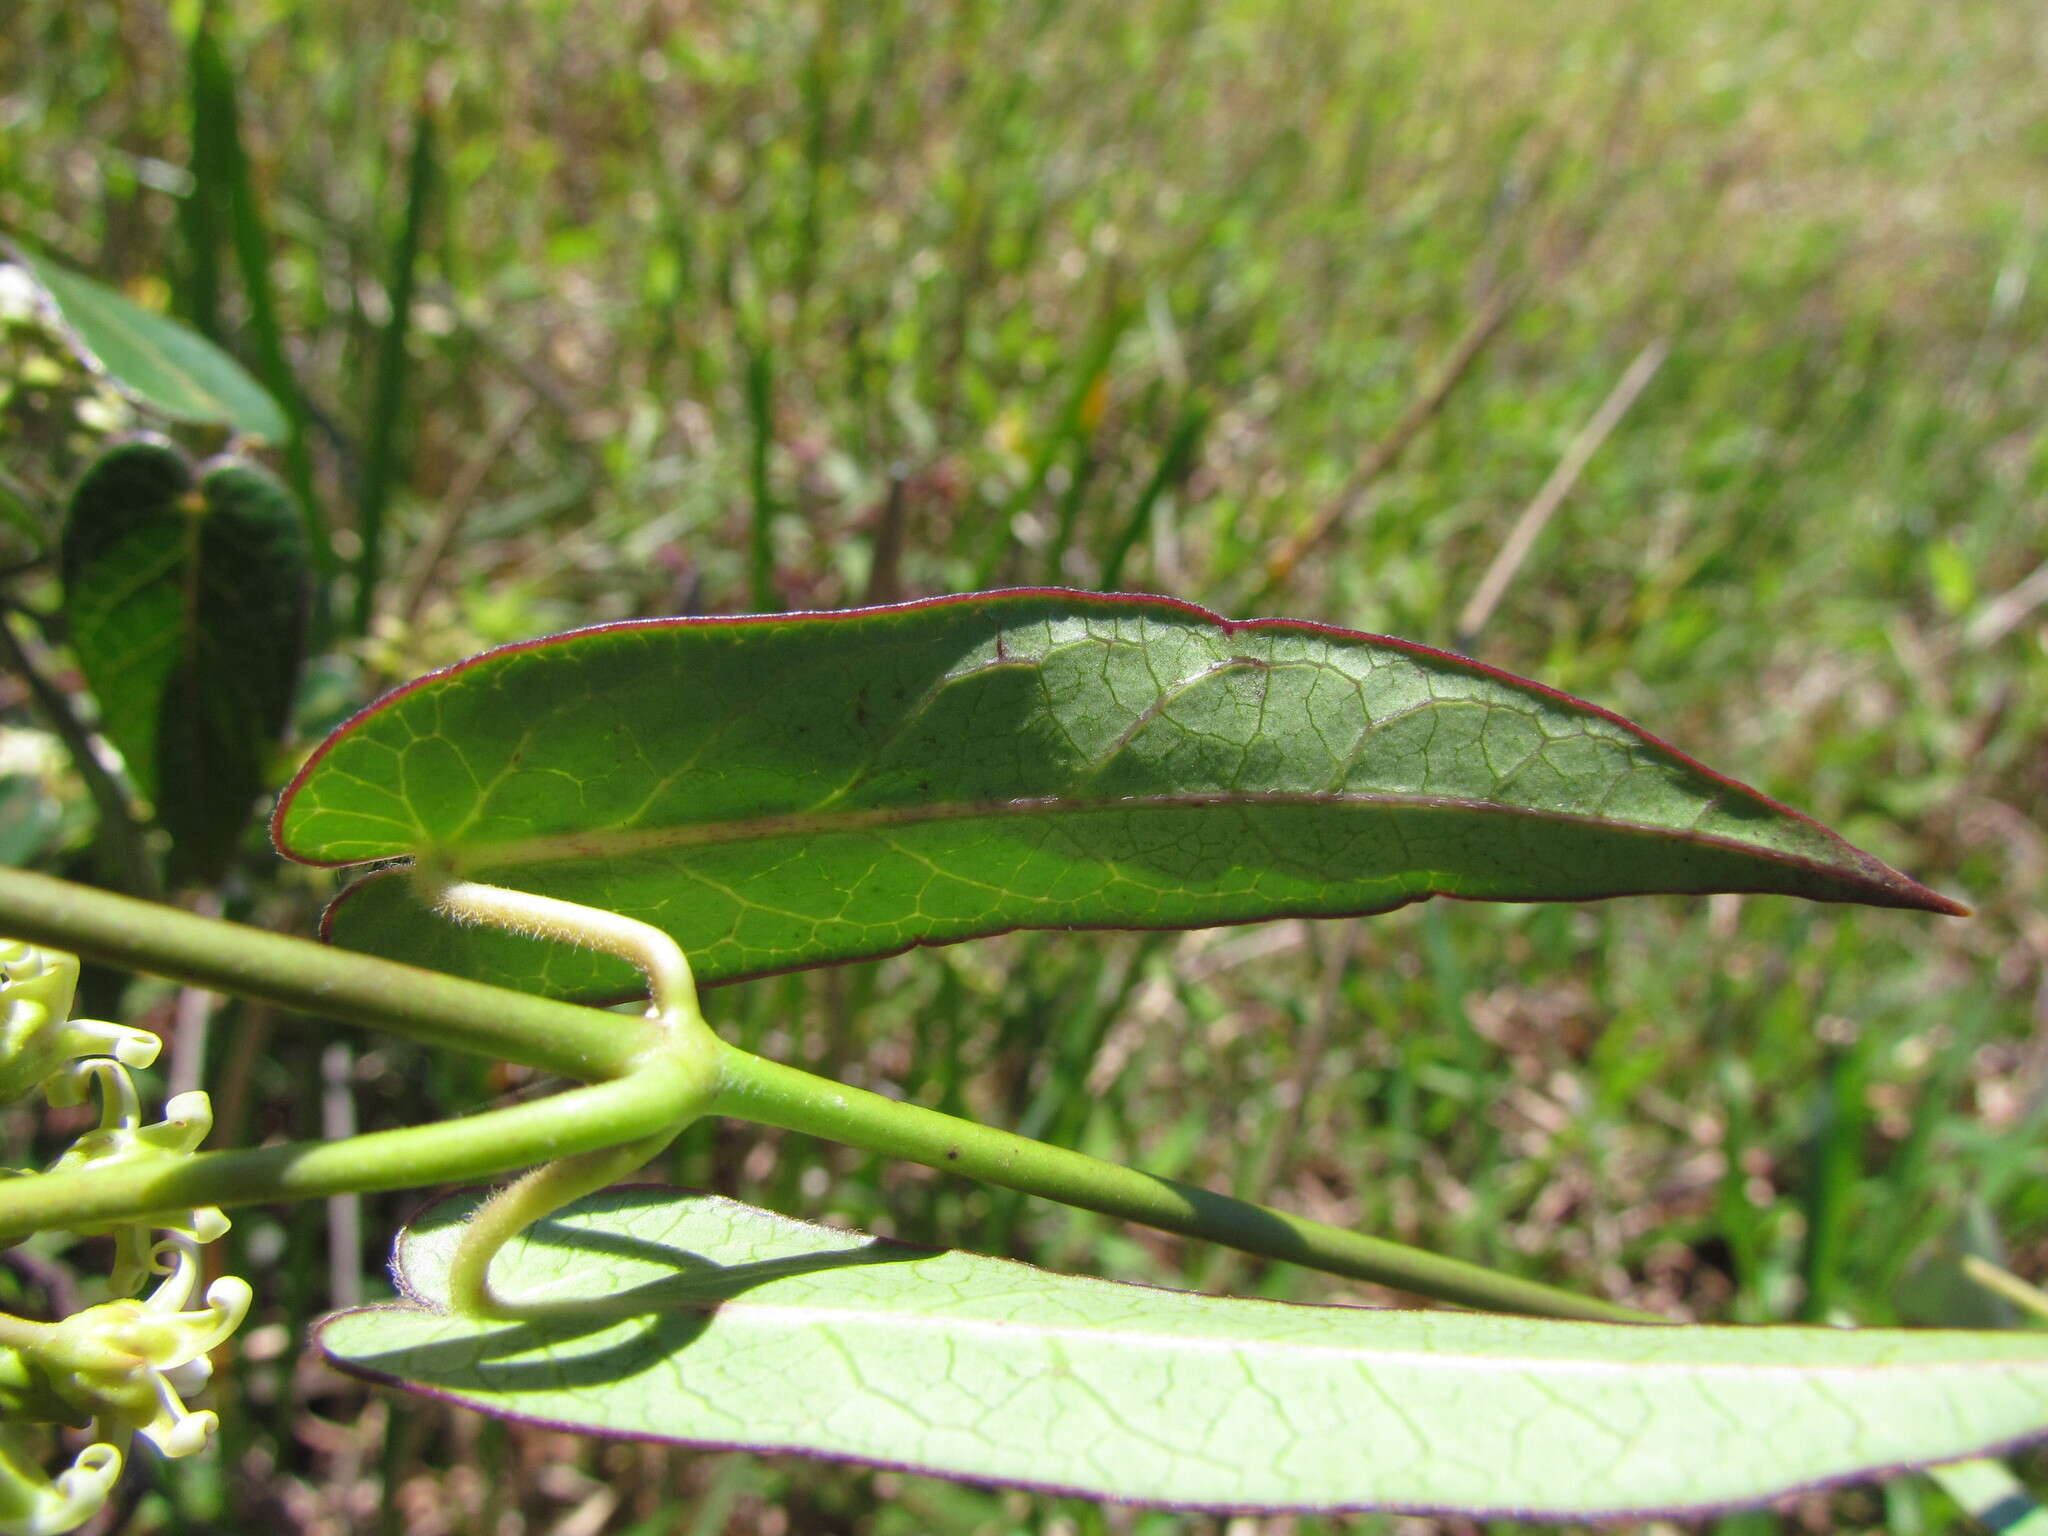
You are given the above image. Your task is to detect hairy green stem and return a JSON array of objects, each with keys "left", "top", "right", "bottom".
[
  {"left": 427, "top": 873, "right": 723, "bottom": 1317},
  {"left": 424, "top": 874, "right": 705, "bottom": 1042},
  {"left": 709, "top": 1046, "right": 1654, "bottom": 1324},
  {"left": 0, "top": 866, "right": 650, "bottom": 1081},
  {"left": 446, "top": 1126, "right": 685, "bottom": 1319}
]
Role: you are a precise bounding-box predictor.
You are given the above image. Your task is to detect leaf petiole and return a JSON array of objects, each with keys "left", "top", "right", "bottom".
[
  {"left": 420, "top": 873, "right": 722, "bottom": 1315},
  {"left": 708, "top": 1045, "right": 1653, "bottom": 1324},
  {"left": 444, "top": 1128, "right": 685, "bottom": 1319},
  {"left": 420, "top": 872, "right": 711, "bottom": 1053}
]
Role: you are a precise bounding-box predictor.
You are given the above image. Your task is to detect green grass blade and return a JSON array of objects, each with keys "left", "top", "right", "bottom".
[
  {"left": 274, "top": 591, "right": 1961, "bottom": 998},
  {"left": 744, "top": 336, "right": 777, "bottom": 611},
  {"left": 176, "top": 13, "right": 232, "bottom": 342},
  {"left": 1800, "top": 1032, "right": 1867, "bottom": 1323},
  {"left": 1966, "top": 1258, "right": 2048, "bottom": 1325},
  {"left": 189, "top": 13, "right": 332, "bottom": 589},
  {"left": 974, "top": 297, "right": 1132, "bottom": 586},
  {"left": 790, "top": 4, "right": 838, "bottom": 307},
  {"left": 352, "top": 94, "right": 437, "bottom": 635},
  {"left": 318, "top": 1187, "right": 2048, "bottom": 1518},
  {"left": 1098, "top": 396, "right": 1208, "bottom": 589},
  {"left": 1038, "top": 432, "right": 1100, "bottom": 584},
  {"left": 1926, "top": 1459, "right": 2048, "bottom": 1536}
]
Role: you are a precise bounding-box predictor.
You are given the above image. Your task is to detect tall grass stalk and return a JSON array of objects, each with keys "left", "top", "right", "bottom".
[{"left": 353, "top": 95, "right": 437, "bottom": 635}]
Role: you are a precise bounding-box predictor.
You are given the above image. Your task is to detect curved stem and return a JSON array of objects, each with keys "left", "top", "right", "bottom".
[
  {"left": 445, "top": 1126, "right": 683, "bottom": 1319},
  {"left": 422, "top": 875, "right": 704, "bottom": 1043},
  {"left": 0, "top": 864, "right": 1645, "bottom": 1322},
  {"left": 0, "top": 866, "right": 650, "bottom": 1080},
  {"left": 709, "top": 1043, "right": 1654, "bottom": 1325},
  {"left": 423, "top": 874, "right": 722, "bottom": 1316}
]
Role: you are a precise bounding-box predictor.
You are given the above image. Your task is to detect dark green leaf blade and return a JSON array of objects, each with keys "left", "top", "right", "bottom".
[
  {"left": 318, "top": 1187, "right": 2048, "bottom": 1517},
  {"left": 12, "top": 246, "right": 288, "bottom": 442},
  {"left": 276, "top": 591, "right": 1961, "bottom": 996},
  {"left": 65, "top": 440, "right": 311, "bottom": 882}
]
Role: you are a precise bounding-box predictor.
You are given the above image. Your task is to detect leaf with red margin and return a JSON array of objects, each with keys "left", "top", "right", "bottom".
[{"left": 274, "top": 590, "right": 1961, "bottom": 998}]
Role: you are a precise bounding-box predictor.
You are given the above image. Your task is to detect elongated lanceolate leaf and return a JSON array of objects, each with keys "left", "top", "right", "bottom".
[
  {"left": 320, "top": 1188, "right": 2048, "bottom": 1517},
  {"left": 65, "top": 440, "right": 311, "bottom": 882},
  {"left": 275, "top": 591, "right": 1960, "bottom": 996},
  {"left": 12, "top": 246, "right": 287, "bottom": 442}
]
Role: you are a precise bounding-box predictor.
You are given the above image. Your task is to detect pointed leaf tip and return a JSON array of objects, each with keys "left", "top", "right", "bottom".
[{"left": 276, "top": 590, "right": 1961, "bottom": 995}]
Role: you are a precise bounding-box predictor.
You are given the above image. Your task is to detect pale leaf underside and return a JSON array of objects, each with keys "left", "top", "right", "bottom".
[{"left": 320, "top": 1189, "right": 2048, "bottom": 1517}]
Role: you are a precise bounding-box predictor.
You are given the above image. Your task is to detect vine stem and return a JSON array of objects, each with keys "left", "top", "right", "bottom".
[
  {"left": 0, "top": 867, "right": 1651, "bottom": 1323},
  {"left": 709, "top": 1046, "right": 1655, "bottom": 1325}
]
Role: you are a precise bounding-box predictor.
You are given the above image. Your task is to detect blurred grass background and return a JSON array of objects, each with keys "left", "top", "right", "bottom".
[{"left": 2, "top": 0, "right": 2046, "bottom": 1531}]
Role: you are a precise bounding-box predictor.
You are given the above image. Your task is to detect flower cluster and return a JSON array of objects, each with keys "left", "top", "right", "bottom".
[{"left": 0, "top": 942, "right": 246, "bottom": 1534}]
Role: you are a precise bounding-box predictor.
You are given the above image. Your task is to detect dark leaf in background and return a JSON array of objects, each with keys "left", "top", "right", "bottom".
[{"left": 63, "top": 440, "right": 310, "bottom": 882}]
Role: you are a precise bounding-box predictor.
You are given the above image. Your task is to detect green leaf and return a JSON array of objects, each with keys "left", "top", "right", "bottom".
[
  {"left": 275, "top": 591, "right": 1961, "bottom": 997},
  {"left": 319, "top": 1187, "right": 2048, "bottom": 1517},
  {"left": 64, "top": 440, "right": 311, "bottom": 882},
  {"left": 10, "top": 245, "right": 288, "bottom": 442}
]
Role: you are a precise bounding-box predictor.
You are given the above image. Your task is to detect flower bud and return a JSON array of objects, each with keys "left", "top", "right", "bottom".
[
  {"left": 0, "top": 1433, "right": 121, "bottom": 1535},
  {"left": 0, "top": 943, "right": 157, "bottom": 1106}
]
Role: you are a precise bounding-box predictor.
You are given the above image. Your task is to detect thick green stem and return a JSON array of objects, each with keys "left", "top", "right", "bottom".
[
  {"left": 709, "top": 1045, "right": 1654, "bottom": 1324},
  {"left": 0, "top": 1067, "right": 695, "bottom": 1241},
  {"left": 0, "top": 866, "right": 649, "bottom": 1080}
]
